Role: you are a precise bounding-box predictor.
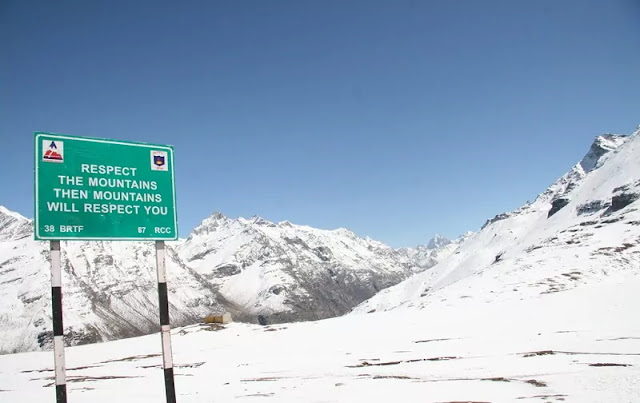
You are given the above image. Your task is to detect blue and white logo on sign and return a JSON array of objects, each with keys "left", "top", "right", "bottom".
[{"left": 151, "top": 150, "right": 168, "bottom": 171}]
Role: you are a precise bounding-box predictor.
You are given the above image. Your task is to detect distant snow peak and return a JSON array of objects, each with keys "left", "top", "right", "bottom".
[
  {"left": 193, "top": 211, "right": 228, "bottom": 232},
  {"left": 208, "top": 211, "right": 226, "bottom": 221},
  {"left": 333, "top": 228, "right": 356, "bottom": 238},
  {"left": 427, "top": 234, "right": 451, "bottom": 249},
  {"left": 250, "top": 216, "right": 275, "bottom": 227},
  {"left": 460, "top": 231, "right": 474, "bottom": 239}
]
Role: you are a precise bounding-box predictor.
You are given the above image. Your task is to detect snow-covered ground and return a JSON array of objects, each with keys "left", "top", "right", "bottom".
[{"left": 1, "top": 273, "right": 638, "bottom": 402}]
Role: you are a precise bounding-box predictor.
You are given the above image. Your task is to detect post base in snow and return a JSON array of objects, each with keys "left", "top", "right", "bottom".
[
  {"left": 55, "top": 384, "right": 66, "bottom": 403},
  {"left": 164, "top": 367, "right": 176, "bottom": 402}
]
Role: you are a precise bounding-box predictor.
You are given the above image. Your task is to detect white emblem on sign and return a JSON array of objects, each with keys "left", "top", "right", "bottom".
[
  {"left": 151, "top": 150, "right": 168, "bottom": 171},
  {"left": 43, "top": 140, "right": 64, "bottom": 163}
]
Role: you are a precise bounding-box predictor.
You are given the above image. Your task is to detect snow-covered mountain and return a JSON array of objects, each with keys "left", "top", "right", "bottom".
[
  {"left": 174, "top": 215, "right": 453, "bottom": 323},
  {"left": 0, "top": 207, "right": 455, "bottom": 354},
  {"left": 398, "top": 233, "right": 471, "bottom": 269},
  {"left": 427, "top": 234, "right": 452, "bottom": 249},
  {"left": 0, "top": 216, "right": 231, "bottom": 353},
  {"left": 356, "top": 128, "right": 640, "bottom": 314}
]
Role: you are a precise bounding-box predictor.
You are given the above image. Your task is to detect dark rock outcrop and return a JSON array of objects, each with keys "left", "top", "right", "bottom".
[{"left": 548, "top": 198, "right": 570, "bottom": 218}]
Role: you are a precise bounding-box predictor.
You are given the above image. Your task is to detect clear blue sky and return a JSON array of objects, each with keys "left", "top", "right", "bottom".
[{"left": 1, "top": 0, "right": 639, "bottom": 247}]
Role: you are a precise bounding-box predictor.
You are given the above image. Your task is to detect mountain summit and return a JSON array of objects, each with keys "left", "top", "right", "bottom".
[
  {"left": 579, "top": 134, "right": 628, "bottom": 172},
  {"left": 426, "top": 234, "right": 452, "bottom": 249}
]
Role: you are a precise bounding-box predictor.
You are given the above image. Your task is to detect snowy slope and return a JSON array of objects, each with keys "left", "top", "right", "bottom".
[
  {"left": 1, "top": 273, "right": 638, "bottom": 402},
  {"left": 356, "top": 129, "right": 640, "bottom": 314}
]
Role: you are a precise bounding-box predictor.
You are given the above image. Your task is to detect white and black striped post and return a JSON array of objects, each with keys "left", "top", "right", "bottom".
[
  {"left": 50, "top": 240, "right": 67, "bottom": 403},
  {"left": 155, "top": 240, "right": 176, "bottom": 403}
]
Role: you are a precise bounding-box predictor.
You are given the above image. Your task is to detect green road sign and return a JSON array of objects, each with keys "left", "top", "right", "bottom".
[{"left": 34, "top": 132, "right": 178, "bottom": 240}]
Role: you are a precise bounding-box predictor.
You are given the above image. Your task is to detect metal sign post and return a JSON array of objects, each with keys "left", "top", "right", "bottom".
[
  {"left": 156, "top": 240, "right": 176, "bottom": 403},
  {"left": 35, "top": 132, "right": 179, "bottom": 402},
  {"left": 50, "top": 240, "right": 67, "bottom": 403}
]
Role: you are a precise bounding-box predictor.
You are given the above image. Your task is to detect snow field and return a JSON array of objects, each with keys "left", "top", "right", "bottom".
[{"left": 1, "top": 274, "right": 638, "bottom": 402}]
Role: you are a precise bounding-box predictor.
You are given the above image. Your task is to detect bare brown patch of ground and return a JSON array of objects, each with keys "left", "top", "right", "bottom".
[{"left": 525, "top": 379, "right": 547, "bottom": 387}]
